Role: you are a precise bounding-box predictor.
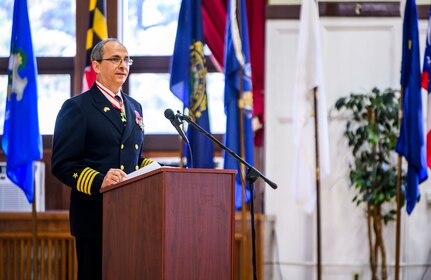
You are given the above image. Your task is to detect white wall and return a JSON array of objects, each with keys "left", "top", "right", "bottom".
[{"left": 264, "top": 17, "right": 431, "bottom": 279}]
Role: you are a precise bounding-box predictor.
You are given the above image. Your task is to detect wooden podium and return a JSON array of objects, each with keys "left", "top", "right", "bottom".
[{"left": 100, "top": 167, "right": 236, "bottom": 280}]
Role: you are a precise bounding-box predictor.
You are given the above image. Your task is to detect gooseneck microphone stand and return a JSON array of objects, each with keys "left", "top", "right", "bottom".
[{"left": 169, "top": 109, "right": 277, "bottom": 280}]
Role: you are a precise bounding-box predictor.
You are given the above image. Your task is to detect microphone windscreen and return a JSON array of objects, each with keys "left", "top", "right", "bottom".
[{"left": 164, "top": 109, "right": 175, "bottom": 120}]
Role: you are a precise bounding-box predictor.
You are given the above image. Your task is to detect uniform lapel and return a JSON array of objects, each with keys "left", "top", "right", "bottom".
[
  {"left": 90, "top": 86, "right": 124, "bottom": 133},
  {"left": 121, "top": 94, "right": 142, "bottom": 142}
]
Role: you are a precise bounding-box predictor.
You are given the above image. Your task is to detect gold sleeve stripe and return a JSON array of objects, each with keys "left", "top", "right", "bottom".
[
  {"left": 86, "top": 171, "right": 99, "bottom": 195},
  {"left": 140, "top": 158, "right": 154, "bottom": 168},
  {"left": 79, "top": 167, "right": 91, "bottom": 193},
  {"left": 77, "top": 168, "right": 99, "bottom": 195},
  {"left": 76, "top": 167, "right": 89, "bottom": 193},
  {"left": 83, "top": 169, "right": 99, "bottom": 195},
  {"left": 80, "top": 170, "right": 91, "bottom": 194}
]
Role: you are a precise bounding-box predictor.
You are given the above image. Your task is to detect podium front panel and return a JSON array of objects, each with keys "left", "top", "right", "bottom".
[
  {"left": 164, "top": 171, "right": 234, "bottom": 279},
  {"left": 103, "top": 171, "right": 164, "bottom": 279},
  {"left": 102, "top": 168, "right": 235, "bottom": 280}
]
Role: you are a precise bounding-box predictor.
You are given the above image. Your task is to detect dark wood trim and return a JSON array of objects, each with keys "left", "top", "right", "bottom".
[
  {"left": 266, "top": 2, "right": 409, "bottom": 19},
  {"left": 418, "top": 4, "right": 431, "bottom": 19},
  {"left": 1, "top": 135, "right": 52, "bottom": 150},
  {"left": 0, "top": 211, "right": 70, "bottom": 233},
  {"left": 37, "top": 57, "right": 74, "bottom": 74},
  {"left": 123, "top": 55, "right": 219, "bottom": 92},
  {"left": 129, "top": 56, "right": 219, "bottom": 74},
  {"left": 0, "top": 58, "right": 6, "bottom": 73},
  {"left": 0, "top": 57, "right": 74, "bottom": 74},
  {"left": 0, "top": 134, "right": 223, "bottom": 152},
  {"left": 143, "top": 134, "right": 223, "bottom": 152},
  {"left": 266, "top": 4, "right": 300, "bottom": 19},
  {"left": 74, "top": 0, "right": 88, "bottom": 95},
  {"left": 106, "top": 0, "right": 118, "bottom": 39}
]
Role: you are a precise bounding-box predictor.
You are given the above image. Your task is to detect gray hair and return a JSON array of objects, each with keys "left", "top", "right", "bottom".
[{"left": 90, "top": 38, "right": 121, "bottom": 61}]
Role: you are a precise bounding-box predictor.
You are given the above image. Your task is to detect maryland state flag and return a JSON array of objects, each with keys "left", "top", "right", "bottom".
[
  {"left": 82, "top": 0, "right": 108, "bottom": 92},
  {"left": 2, "top": 0, "right": 42, "bottom": 203},
  {"left": 170, "top": 0, "right": 214, "bottom": 168}
]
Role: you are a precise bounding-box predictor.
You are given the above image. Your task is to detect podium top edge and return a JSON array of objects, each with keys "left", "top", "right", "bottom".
[{"left": 100, "top": 167, "right": 237, "bottom": 193}]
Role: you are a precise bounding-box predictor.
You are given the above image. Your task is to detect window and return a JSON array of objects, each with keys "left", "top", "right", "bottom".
[
  {"left": 129, "top": 73, "right": 225, "bottom": 134},
  {"left": 0, "top": 76, "right": 7, "bottom": 129},
  {"left": 123, "top": 0, "right": 181, "bottom": 56},
  {"left": 0, "top": 0, "right": 75, "bottom": 134},
  {"left": 0, "top": 0, "right": 75, "bottom": 56},
  {"left": 37, "top": 75, "right": 71, "bottom": 134},
  {"left": 123, "top": 0, "right": 225, "bottom": 135},
  {"left": 0, "top": 0, "right": 225, "bottom": 137}
]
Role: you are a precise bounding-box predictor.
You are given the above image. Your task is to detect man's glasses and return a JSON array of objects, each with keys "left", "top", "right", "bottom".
[{"left": 99, "top": 57, "right": 133, "bottom": 66}]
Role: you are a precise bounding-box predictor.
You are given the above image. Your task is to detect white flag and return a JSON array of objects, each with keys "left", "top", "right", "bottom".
[{"left": 292, "top": 0, "right": 330, "bottom": 213}]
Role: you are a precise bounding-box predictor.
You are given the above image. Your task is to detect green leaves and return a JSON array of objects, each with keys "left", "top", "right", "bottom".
[{"left": 335, "top": 87, "right": 404, "bottom": 222}]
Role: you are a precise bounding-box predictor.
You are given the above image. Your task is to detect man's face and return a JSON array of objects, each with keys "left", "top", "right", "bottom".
[{"left": 92, "top": 41, "right": 130, "bottom": 92}]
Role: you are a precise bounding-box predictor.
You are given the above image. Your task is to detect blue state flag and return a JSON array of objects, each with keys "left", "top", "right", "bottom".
[
  {"left": 169, "top": 0, "right": 214, "bottom": 168},
  {"left": 397, "top": 0, "right": 428, "bottom": 214},
  {"left": 224, "top": 0, "right": 254, "bottom": 210},
  {"left": 2, "top": 0, "right": 42, "bottom": 203},
  {"left": 421, "top": 6, "right": 431, "bottom": 169}
]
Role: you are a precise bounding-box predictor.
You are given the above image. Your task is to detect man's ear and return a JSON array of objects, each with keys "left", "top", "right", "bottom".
[{"left": 92, "top": 60, "right": 100, "bottom": 73}]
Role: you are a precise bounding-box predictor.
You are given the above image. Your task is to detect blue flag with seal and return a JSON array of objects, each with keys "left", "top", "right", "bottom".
[
  {"left": 169, "top": 0, "right": 214, "bottom": 168},
  {"left": 2, "top": 0, "right": 42, "bottom": 203},
  {"left": 224, "top": 0, "right": 254, "bottom": 210},
  {"left": 397, "top": 0, "right": 428, "bottom": 214}
]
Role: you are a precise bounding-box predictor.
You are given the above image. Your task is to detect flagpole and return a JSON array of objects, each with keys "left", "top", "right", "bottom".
[
  {"left": 239, "top": 111, "right": 248, "bottom": 280},
  {"left": 235, "top": 0, "right": 250, "bottom": 279},
  {"left": 394, "top": 86, "right": 404, "bottom": 280},
  {"left": 238, "top": 76, "right": 259, "bottom": 280},
  {"left": 237, "top": 47, "right": 249, "bottom": 280},
  {"left": 238, "top": 107, "right": 248, "bottom": 280},
  {"left": 178, "top": 106, "right": 186, "bottom": 168},
  {"left": 313, "top": 87, "right": 322, "bottom": 280},
  {"left": 32, "top": 178, "right": 38, "bottom": 277}
]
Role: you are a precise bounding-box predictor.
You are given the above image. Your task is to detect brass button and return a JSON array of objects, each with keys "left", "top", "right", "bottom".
[
  {"left": 120, "top": 165, "right": 124, "bottom": 170},
  {"left": 121, "top": 144, "right": 124, "bottom": 149},
  {"left": 135, "top": 144, "right": 139, "bottom": 150},
  {"left": 135, "top": 165, "right": 139, "bottom": 170}
]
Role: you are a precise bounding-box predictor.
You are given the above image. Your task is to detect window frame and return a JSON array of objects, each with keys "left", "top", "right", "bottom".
[{"left": 1, "top": 1, "right": 408, "bottom": 153}]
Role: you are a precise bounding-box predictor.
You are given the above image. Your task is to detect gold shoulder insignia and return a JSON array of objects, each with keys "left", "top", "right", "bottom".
[{"left": 140, "top": 158, "right": 154, "bottom": 168}]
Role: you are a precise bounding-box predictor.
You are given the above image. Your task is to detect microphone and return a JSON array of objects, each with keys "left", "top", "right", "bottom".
[
  {"left": 164, "top": 109, "right": 190, "bottom": 145},
  {"left": 171, "top": 109, "right": 278, "bottom": 190},
  {"left": 174, "top": 110, "right": 190, "bottom": 122}
]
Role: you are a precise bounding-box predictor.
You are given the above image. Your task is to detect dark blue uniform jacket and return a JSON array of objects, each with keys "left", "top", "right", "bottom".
[{"left": 52, "top": 84, "right": 146, "bottom": 237}]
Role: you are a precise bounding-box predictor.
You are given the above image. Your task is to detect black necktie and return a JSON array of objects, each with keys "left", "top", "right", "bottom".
[{"left": 114, "top": 95, "right": 123, "bottom": 104}]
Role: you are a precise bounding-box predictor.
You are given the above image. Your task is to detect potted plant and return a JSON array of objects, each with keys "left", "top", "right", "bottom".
[{"left": 334, "top": 87, "right": 405, "bottom": 280}]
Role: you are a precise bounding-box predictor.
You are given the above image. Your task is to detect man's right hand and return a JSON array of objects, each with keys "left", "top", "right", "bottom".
[{"left": 101, "top": 168, "right": 127, "bottom": 189}]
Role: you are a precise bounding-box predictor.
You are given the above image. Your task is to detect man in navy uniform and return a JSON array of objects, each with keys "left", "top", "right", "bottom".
[{"left": 52, "top": 38, "right": 151, "bottom": 280}]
